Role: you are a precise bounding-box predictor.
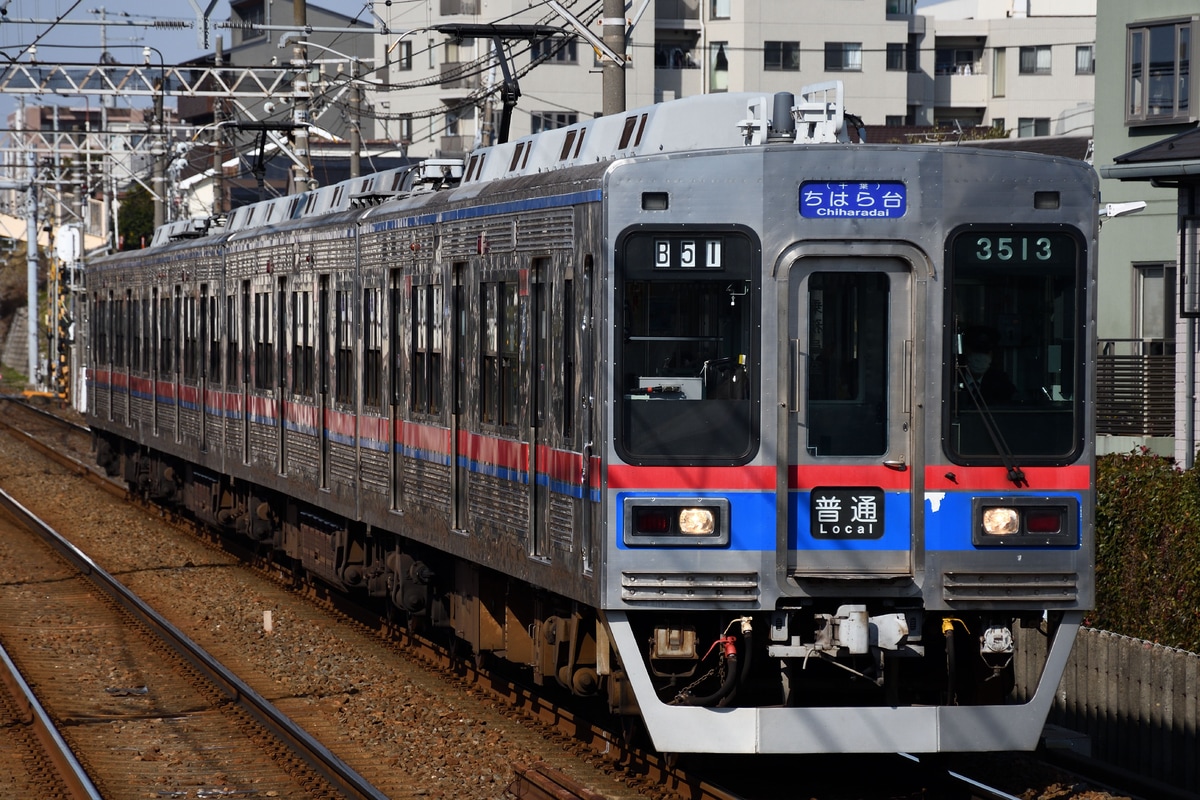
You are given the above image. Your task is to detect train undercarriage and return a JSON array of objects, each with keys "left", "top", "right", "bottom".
[{"left": 99, "top": 434, "right": 1049, "bottom": 732}]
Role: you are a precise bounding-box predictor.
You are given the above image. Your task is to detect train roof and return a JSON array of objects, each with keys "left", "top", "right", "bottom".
[{"left": 141, "top": 81, "right": 856, "bottom": 250}]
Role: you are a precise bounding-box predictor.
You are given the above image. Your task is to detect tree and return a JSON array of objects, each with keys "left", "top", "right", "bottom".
[{"left": 118, "top": 183, "right": 155, "bottom": 250}]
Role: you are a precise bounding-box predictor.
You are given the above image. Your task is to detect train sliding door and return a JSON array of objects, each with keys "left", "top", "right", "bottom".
[{"left": 786, "top": 257, "right": 916, "bottom": 578}]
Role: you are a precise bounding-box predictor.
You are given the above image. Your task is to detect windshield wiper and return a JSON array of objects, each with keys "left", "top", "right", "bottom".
[{"left": 956, "top": 364, "right": 1027, "bottom": 488}]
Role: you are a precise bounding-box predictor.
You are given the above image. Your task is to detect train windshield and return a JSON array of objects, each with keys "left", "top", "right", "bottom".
[
  {"left": 616, "top": 230, "right": 759, "bottom": 464},
  {"left": 945, "top": 229, "right": 1084, "bottom": 462}
]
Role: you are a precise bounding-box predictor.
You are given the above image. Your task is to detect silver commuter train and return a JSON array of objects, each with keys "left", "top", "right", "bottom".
[{"left": 85, "top": 82, "right": 1097, "bottom": 754}]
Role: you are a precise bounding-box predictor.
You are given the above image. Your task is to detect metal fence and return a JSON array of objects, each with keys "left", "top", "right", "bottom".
[
  {"left": 1015, "top": 626, "right": 1199, "bottom": 793},
  {"left": 1096, "top": 339, "right": 1175, "bottom": 438}
]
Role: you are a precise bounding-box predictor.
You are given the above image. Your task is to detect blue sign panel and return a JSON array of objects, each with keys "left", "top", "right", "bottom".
[{"left": 800, "top": 181, "right": 907, "bottom": 219}]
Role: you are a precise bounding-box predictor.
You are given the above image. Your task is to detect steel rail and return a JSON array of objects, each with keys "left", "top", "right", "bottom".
[
  {"left": 0, "top": 641, "right": 103, "bottom": 800},
  {"left": 0, "top": 484, "right": 389, "bottom": 800}
]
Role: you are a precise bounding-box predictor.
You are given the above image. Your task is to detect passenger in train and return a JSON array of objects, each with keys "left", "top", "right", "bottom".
[{"left": 962, "top": 326, "right": 1017, "bottom": 404}]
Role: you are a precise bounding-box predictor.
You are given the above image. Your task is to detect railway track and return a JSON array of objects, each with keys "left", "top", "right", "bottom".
[
  {"left": 0, "top": 395, "right": 1142, "bottom": 800},
  {"left": 0, "top": 480, "right": 385, "bottom": 798}
]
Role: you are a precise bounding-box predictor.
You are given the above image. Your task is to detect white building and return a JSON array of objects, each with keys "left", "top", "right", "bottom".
[{"left": 367, "top": 0, "right": 1096, "bottom": 158}]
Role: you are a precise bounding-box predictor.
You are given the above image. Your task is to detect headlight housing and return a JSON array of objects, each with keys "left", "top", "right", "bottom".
[
  {"left": 972, "top": 497, "right": 1078, "bottom": 547},
  {"left": 623, "top": 498, "right": 730, "bottom": 547}
]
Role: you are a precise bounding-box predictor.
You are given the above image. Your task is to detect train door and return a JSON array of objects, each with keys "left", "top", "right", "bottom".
[
  {"left": 786, "top": 257, "right": 916, "bottom": 578},
  {"left": 199, "top": 283, "right": 209, "bottom": 451},
  {"left": 530, "top": 258, "right": 550, "bottom": 561},
  {"left": 276, "top": 277, "right": 287, "bottom": 471},
  {"left": 579, "top": 256, "right": 594, "bottom": 574},
  {"left": 318, "top": 274, "right": 331, "bottom": 489},
  {"left": 151, "top": 287, "right": 160, "bottom": 436},
  {"left": 241, "top": 280, "right": 251, "bottom": 465},
  {"left": 451, "top": 262, "right": 469, "bottom": 530}
]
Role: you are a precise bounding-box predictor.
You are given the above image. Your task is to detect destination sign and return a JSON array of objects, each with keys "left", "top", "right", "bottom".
[{"left": 800, "top": 181, "right": 907, "bottom": 219}]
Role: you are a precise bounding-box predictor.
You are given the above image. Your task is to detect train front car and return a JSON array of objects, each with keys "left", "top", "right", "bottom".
[{"left": 599, "top": 88, "right": 1097, "bottom": 754}]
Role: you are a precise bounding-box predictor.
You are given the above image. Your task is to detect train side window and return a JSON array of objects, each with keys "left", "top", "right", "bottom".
[
  {"left": 335, "top": 289, "right": 354, "bottom": 404},
  {"left": 413, "top": 283, "right": 428, "bottom": 413},
  {"left": 112, "top": 292, "right": 125, "bottom": 368},
  {"left": 276, "top": 278, "right": 287, "bottom": 391},
  {"left": 183, "top": 292, "right": 198, "bottom": 381},
  {"left": 226, "top": 294, "right": 239, "bottom": 385},
  {"left": 241, "top": 282, "right": 251, "bottom": 385},
  {"left": 130, "top": 293, "right": 141, "bottom": 370},
  {"left": 481, "top": 283, "right": 498, "bottom": 424},
  {"left": 292, "top": 290, "right": 314, "bottom": 397},
  {"left": 159, "top": 292, "right": 173, "bottom": 374},
  {"left": 253, "top": 290, "right": 274, "bottom": 390},
  {"left": 480, "top": 280, "right": 518, "bottom": 428},
  {"left": 207, "top": 292, "right": 220, "bottom": 383},
  {"left": 96, "top": 294, "right": 109, "bottom": 365},
  {"left": 390, "top": 272, "right": 405, "bottom": 406},
  {"left": 364, "top": 287, "right": 383, "bottom": 409},
  {"left": 562, "top": 275, "right": 574, "bottom": 440}
]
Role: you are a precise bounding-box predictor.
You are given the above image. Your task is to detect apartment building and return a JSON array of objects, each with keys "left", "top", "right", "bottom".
[
  {"left": 1093, "top": 1, "right": 1198, "bottom": 461},
  {"left": 369, "top": 0, "right": 1096, "bottom": 158}
]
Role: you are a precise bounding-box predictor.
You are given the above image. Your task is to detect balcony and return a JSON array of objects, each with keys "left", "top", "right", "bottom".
[
  {"left": 1097, "top": 339, "right": 1175, "bottom": 438},
  {"left": 440, "top": 0, "right": 479, "bottom": 15},
  {"left": 658, "top": 0, "right": 699, "bottom": 22},
  {"left": 933, "top": 67, "right": 987, "bottom": 107},
  {"left": 440, "top": 62, "right": 481, "bottom": 90}
]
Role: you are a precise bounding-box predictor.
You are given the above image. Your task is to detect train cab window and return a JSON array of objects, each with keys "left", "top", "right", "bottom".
[
  {"left": 616, "top": 230, "right": 759, "bottom": 464},
  {"left": 945, "top": 229, "right": 1084, "bottom": 462}
]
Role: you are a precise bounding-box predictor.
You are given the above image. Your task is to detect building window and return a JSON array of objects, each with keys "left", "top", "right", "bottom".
[
  {"left": 885, "top": 115, "right": 905, "bottom": 125},
  {"left": 711, "top": 41, "right": 729, "bottom": 91},
  {"left": 825, "top": 42, "right": 862, "bottom": 72},
  {"left": 992, "top": 117, "right": 1006, "bottom": 133},
  {"left": 907, "top": 35, "right": 919, "bottom": 72},
  {"left": 1017, "top": 117, "right": 1050, "bottom": 137},
  {"left": 1075, "top": 44, "right": 1094, "bottom": 75},
  {"left": 765, "top": 41, "right": 800, "bottom": 71},
  {"left": 1127, "top": 20, "right": 1192, "bottom": 124},
  {"left": 1019, "top": 45, "right": 1052, "bottom": 75},
  {"left": 397, "top": 114, "right": 413, "bottom": 143},
  {"left": 711, "top": 0, "right": 731, "bottom": 18},
  {"left": 993, "top": 47, "right": 1006, "bottom": 96},
  {"left": 532, "top": 38, "right": 578, "bottom": 63},
  {"left": 1135, "top": 263, "right": 1177, "bottom": 351},
  {"left": 531, "top": 111, "right": 578, "bottom": 134},
  {"left": 394, "top": 40, "right": 413, "bottom": 71},
  {"left": 886, "top": 43, "right": 906, "bottom": 71}
]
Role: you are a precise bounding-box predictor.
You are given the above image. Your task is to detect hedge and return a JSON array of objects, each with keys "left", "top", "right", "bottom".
[{"left": 1093, "top": 451, "right": 1200, "bottom": 653}]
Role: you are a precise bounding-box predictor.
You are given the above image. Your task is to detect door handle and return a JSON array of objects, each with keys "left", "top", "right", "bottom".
[{"left": 883, "top": 458, "right": 907, "bottom": 471}]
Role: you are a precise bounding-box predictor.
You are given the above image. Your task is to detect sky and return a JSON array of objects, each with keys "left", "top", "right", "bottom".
[{"left": 0, "top": 1, "right": 233, "bottom": 123}]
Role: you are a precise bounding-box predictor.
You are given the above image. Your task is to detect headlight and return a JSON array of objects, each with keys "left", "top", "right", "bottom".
[
  {"left": 981, "top": 507, "right": 1020, "bottom": 535},
  {"left": 678, "top": 508, "right": 715, "bottom": 535},
  {"left": 623, "top": 498, "right": 730, "bottom": 546}
]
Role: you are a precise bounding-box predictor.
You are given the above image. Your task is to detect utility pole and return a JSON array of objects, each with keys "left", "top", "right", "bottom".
[
  {"left": 152, "top": 75, "right": 165, "bottom": 228},
  {"left": 212, "top": 35, "right": 226, "bottom": 215},
  {"left": 602, "top": 0, "right": 626, "bottom": 115},
  {"left": 291, "top": 0, "right": 315, "bottom": 192},
  {"left": 349, "top": 58, "right": 361, "bottom": 178},
  {"left": 25, "top": 149, "right": 39, "bottom": 387}
]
